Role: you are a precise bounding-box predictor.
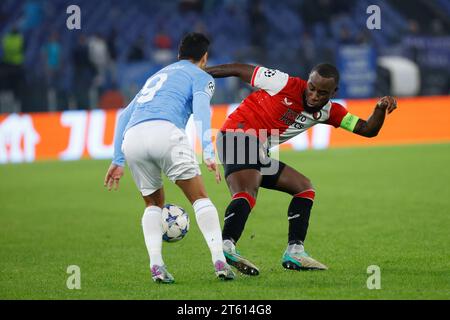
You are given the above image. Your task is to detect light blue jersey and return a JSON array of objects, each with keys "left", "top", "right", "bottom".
[{"left": 112, "top": 60, "right": 215, "bottom": 166}]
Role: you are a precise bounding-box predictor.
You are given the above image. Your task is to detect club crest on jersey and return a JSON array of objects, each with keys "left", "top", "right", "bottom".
[
  {"left": 313, "top": 111, "right": 322, "bottom": 120},
  {"left": 264, "top": 69, "right": 277, "bottom": 77}
]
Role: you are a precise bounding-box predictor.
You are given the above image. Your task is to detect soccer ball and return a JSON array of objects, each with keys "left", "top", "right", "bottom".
[{"left": 161, "top": 204, "right": 190, "bottom": 242}]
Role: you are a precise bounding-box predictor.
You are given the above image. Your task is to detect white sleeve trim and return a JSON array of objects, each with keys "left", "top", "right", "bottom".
[{"left": 252, "top": 66, "right": 289, "bottom": 96}]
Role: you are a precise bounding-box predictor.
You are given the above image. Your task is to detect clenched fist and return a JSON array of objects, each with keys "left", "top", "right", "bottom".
[{"left": 376, "top": 96, "right": 397, "bottom": 114}]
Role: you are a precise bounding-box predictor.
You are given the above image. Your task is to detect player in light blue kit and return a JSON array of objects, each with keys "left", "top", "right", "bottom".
[{"left": 104, "top": 33, "right": 235, "bottom": 283}]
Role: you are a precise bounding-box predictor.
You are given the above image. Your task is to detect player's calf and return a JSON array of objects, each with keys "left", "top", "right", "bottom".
[
  {"left": 192, "top": 197, "right": 231, "bottom": 265},
  {"left": 287, "top": 189, "right": 315, "bottom": 245},
  {"left": 222, "top": 192, "right": 256, "bottom": 244}
]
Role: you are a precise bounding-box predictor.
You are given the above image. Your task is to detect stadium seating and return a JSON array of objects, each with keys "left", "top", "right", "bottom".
[{"left": 0, "top": 0, "right": 449, "bottom": 110}]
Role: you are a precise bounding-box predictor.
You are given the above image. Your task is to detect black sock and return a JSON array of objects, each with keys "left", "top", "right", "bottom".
[
  {"left": 222, "top": 198, "right": 252, "bottom": 243},
  {"left": 288, "top": 197, "right": 314, "bottom": 245}
]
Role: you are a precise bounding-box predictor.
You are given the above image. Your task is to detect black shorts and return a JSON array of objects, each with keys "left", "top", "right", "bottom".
[{"left": 216, "top": 131, "right": 286, "bottom": 189}]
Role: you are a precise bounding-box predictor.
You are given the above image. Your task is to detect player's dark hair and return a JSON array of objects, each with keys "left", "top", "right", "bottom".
[
  {"left": 311, "top": 63, "right": 340, "bottom": 84},
  {"left": 178, "top": 32, "right": 210, "bottom": 62}
]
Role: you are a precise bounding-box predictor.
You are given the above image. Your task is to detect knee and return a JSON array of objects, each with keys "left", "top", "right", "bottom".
[
  {"left": 245, "top": 188, "right": 258, "bottom": 200},
  {"left": 296, "top": 176, "right": 314, "bottom": 194},
  {"left": 293, "top": 177, "right": 316, "bottom": 201},
  {"left": 143, "top": 197, "right": 164, "bottom": 208},
  {"left": 304, "top": 177, "right": 314, "bottom": 191},
  {"left": 232, "top": 191, "right": 257, "bottom": 209},
  {"left": 143, "top": 191, "right": 165, "bottom": 208},
  {"left": 187, "top": 187, "right": 209, "bottom": 204},
  {"left": 231, "top": 184, "right": 258, "bottom": 199},
  {"left": 229, "top": 187, "right": 258, "bottom": 201}
]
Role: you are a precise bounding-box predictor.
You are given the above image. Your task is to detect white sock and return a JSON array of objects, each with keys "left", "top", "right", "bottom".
[
  {"left": 142, "top": 206, "right": 164, "bottom": 267},
  {"left": 193, "top": 198, "right": 226, "bottom": 264},
  {"left": 288, "top": 243, "right": 305, "bottom": 254},
  {"left": 223, "top": 239, "right": 236, "bottom": 253}
]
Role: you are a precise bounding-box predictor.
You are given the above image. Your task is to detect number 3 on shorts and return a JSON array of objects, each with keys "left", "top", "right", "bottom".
[{"left": 137, "top": 73, "right": 168, "bottom": 104}]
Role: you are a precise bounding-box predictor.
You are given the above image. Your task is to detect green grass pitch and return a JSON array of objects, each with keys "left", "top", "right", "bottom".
[{"left": 1, "top": 144, "right": 449, "bottom": 300}]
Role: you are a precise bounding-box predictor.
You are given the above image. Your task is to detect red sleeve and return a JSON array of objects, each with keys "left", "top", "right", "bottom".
[
  {"left": 327, "top": 102, "right": 348, "bottom": 128},
  {"left": 279, "top": 77, "right": 305, "bottom": 96}
]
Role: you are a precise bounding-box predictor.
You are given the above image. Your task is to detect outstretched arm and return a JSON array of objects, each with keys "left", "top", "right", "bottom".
[
  {"left": 205, "top": 63, "right": 256, "bottom": 83},
  {"left": 353, "top": 96, "right": 397, "bottom": 138},
  {"left": 192, "top": 91, "right": 221, "bottom": 183},
  {"left": 104, "top": 102, "right": 135, "bottom": 191}
]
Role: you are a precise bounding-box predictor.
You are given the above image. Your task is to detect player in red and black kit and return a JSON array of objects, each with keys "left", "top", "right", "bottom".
[{"left": 206, "top": 63, "right": 397, "bottom": 275}]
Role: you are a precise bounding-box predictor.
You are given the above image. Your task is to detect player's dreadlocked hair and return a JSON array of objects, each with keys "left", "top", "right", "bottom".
[
  {"left": 178, "top": 32, "right": 210, "bottom": 62},
  {"left": 311, "top": 63, "right": 340, "bottom": 85}
]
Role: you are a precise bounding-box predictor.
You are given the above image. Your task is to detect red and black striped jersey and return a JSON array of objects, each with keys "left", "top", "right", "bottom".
[{"left": 221, "top": 66, "right": 349, "bottom": 146}]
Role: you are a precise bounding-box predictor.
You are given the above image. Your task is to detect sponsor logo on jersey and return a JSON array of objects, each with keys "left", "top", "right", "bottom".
[
  {"left": 282, "top": 97, "right": 293, "bottom": 106},
  {"left": 279, "top": 108, "right": 298, "bottom": 125}
]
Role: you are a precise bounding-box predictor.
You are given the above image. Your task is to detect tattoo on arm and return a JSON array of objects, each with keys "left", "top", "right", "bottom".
[{"left": 205, "top": 63, "right": 256, "bottom": 83}]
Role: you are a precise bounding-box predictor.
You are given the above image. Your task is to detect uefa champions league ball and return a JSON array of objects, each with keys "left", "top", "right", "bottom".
[{"left": 161, "top": 204, "right": 190, "bottom": 242}]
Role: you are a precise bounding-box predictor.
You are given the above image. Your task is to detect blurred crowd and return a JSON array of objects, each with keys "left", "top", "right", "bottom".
[{"left": 0, "top": 0, "right": 449, "bottom": 113}]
